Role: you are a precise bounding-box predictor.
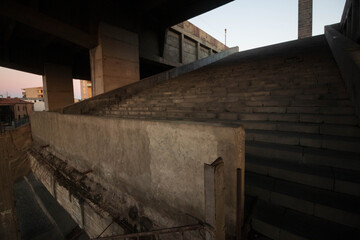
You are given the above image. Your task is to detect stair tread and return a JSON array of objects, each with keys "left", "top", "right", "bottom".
[
  {"left": 246, "top": 130, "right": 360, "bottom": 153},
  {"left": 246, "top": 140, "right": 360, "bottom": 171},
  {"left": 240, "top": 120, "right": 360, "bottom": 137},
  {"left": 246, "top": 171, "right": 360, "bottom": 214},
  {"left": 247, "top": 154, "right": 360, "bottom": 184},
  {"left": 251, "top": 200, "right": 360, "bottom": 240}
]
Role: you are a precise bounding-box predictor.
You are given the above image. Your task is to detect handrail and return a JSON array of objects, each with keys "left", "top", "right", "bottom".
[{"left": 92, "top": 223, "right": 215, "bottom": 240}]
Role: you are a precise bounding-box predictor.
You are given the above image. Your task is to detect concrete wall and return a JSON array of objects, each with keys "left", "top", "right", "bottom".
[
  {"left": 144, "top": 20, "right": 228, "bottom": 68},
  {"left": 30, "top": 112, "right": 245, "bottom": 236}
]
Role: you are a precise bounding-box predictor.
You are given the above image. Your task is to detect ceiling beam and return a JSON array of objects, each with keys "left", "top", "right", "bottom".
[{"left": 0, "top": 1, "right": 97, "bottom": 49}]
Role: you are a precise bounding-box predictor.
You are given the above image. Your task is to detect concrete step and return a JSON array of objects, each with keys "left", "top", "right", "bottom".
[
  {"left": 228, "top": 105, "right": 355, "bottom": 115},
  {"left": 249, "top": 200, "right": 360, "bottom": 240},
  {"left": 237, "top": 113, "right": 358, "bottom": 125},
  {"left": 244, "top": 99, "right": 352, "bottom": 108},
  {"left": 246, "top": 141, "right": 360, "bottom": 171},
  {"left": 246, "top": 130, "right": 360, "bottom": 153},
  {"left": 246, "top": 154, "right": 360, "bottom": 196},
  {"left": 241, "top": 121, "right": 360, "bottom": 137},
  {"left": 245, "top": 172, "right": 360, "bottom": 229}
]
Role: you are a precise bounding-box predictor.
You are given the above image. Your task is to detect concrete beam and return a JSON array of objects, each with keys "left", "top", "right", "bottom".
[{"left": 0, "top": 1, "right": 97, "bottom": 48}]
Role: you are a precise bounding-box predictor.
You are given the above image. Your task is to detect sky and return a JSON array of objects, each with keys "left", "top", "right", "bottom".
[{"left": 0, "top": 0, "right": 346, "bottom": 99}]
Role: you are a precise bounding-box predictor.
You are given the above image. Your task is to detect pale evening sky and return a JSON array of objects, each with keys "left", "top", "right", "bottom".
[{"left": 0, "top": 0, "right": 346, "bottom": 99}]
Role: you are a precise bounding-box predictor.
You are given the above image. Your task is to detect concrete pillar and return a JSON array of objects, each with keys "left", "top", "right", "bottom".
[
  {"left": 204, "top": 158, "right": 225, "bottom": 240},
  {"left": 298, "top": 0, "right": 313, "bottom": 39},
  {"left": 90, "top": 22, "right": 140, "bottom": 96},
  {"left": 43, "top": 63, "right": 74, "bottom": 111}
]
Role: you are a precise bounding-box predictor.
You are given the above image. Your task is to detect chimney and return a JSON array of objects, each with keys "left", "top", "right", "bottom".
[{"left": 298, "top": 0, "right": 313, "bottom": 39}]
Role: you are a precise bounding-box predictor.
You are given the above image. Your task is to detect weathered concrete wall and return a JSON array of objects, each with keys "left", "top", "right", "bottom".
[{"left": 30, "top": 112, "right": 245, "bottom": 236}]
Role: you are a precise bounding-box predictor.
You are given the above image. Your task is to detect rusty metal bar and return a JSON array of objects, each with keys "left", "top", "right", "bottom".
[
  {"left": 92, "top": 224, "right": 214, "bottom": 240},
  {"left": 96, "top": 219, "right": 115, "bottom": 238}
]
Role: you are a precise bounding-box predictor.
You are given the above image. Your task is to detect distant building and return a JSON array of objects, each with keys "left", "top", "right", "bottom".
[
  {"left": 21, "top": 86, "right": 45, "bottom": 111},
  {"left": 80, "top": 80, "right": 93, "bottom": 100},
  {"left": 22, "top": 87, "right": 44, "bottom": 98},
  {"left": 0, "top": 97, "right": 33, "bottom": 129}
]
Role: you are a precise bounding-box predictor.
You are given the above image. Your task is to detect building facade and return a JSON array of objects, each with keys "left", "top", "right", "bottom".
[
  {"left": 0, "top": 97, "right": 33, "bottom": 129},
  {"left": 22, "top": 86, "right": 46, "bottom": 111},
  {"left": 80, "top": 80, "right": 93, "bottom": 100}
]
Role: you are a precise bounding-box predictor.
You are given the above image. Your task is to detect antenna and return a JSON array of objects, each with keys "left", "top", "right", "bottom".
[{"left": 225, "top": 28, "right": 227, "bottom": 46}]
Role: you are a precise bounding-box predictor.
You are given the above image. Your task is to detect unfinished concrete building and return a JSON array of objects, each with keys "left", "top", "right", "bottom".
[{"left": 1, "top": 0, "right": 360, "bottom": 239}]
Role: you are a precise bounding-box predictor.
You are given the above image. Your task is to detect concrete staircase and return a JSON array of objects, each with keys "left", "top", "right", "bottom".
[{"left": 64, "top": 35, "right": 360, "bottom": 239}]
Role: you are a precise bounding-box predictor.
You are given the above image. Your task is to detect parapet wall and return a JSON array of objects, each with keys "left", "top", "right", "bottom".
[{"left": 29, "top": 112, "right": 245, "bottom": 237}]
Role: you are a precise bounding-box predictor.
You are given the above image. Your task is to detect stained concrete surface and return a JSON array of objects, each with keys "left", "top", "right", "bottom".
[
  {"left": 0, "top": 125, "right": 87, "bottom": 239},
  {"left": 0, "top": 125, "right": 32, "bottom": 240},
  {"left": 30, "top": 112, "right": 245, "bottom": 236},
  {"left": 14, "top": 173, "right": 89, "bottom": 240}
]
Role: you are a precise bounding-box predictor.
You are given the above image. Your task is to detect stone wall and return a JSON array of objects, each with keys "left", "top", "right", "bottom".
[{"left": 30, "top": 112, "right": 245, "bottom": 236}]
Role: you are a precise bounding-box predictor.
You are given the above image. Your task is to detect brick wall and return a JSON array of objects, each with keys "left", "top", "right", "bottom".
[{"left": 298, "top": 0, "right": 313, "bottom": 39}]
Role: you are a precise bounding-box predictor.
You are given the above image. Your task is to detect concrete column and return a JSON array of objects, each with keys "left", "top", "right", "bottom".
[
  {"left": 298, "top": 0, "right": 313, "bottom": 39},
  {"left": 180, "top": 33, "right": 184, "bottom": 64},
  {"left": 204, "top": 158, "right": 225, "bottom": 240},
  {"left": 90, "top": 22, "right": 140, "bottom": 96},
  {"left": 43, "top": 63, "right": 74, "bottom": 111}
]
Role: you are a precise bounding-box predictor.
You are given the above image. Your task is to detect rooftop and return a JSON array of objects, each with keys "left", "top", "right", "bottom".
[{"left": 0, "top": 97, "right": 34, "bottom": 105}]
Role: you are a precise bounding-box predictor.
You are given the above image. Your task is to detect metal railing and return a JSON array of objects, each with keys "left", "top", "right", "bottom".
[{"left": 92, "top": 224, "right": 214, "bottom": 240}]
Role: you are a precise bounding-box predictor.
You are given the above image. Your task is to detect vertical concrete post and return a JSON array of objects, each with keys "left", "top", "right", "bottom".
[
  {"left": 196, "top": 42, "right": 200, "bottom": 60},
  {"left": 90, "top": 22, "right": 140, "bottom": 96},
  {"left": 298, "top": 0, "right": 313, "bottom": 39},
  {"left": 204, "top": 157, "right": 225, "bottom": 240},
  {"left": 180, "top": 33, "right": 185, "bottom": 63},
  {"left": 43, "top": 63, "right": 74, "bottom": 111}
]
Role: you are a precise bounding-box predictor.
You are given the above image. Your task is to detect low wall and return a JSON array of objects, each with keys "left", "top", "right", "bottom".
[
  {"left": 325, "top": 25, "right": 360, "bottom": 123},
  {"left": 30, "top": 112, "right": 245, "bottom": 236}
]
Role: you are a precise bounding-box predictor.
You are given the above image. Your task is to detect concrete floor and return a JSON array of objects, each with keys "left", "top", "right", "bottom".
[
  {"left": 0, "top": 125, "right": 87, "bottom": 240},
  {"left": 14, "top": 173, "right": 89, "bottom": 240}
]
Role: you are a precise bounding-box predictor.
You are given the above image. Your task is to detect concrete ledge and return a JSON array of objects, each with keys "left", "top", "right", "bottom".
[
  {"left": 325, "top": 24, "right": 360, "bottom": 123},
  {"left": 30, "top": 112, "right": 245, "bottom": 236},
  {"left": 62, "top": 47, "right": 238, "bottom": 115}
]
